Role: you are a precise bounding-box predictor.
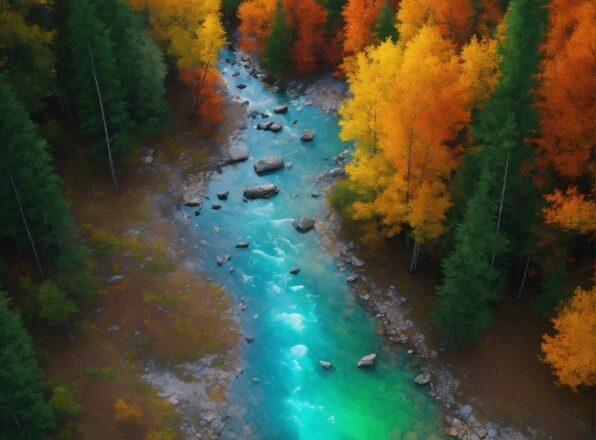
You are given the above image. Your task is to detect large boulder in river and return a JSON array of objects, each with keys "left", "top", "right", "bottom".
[
  {"left": 300, "top": 130, "right": 315, "bottom": 142},
  {"left": 254, "top": 156, "right": 284, "bottom": 175},
  {"left": 357, "top": 353, "right": 377, "bottom": 368},
  {"left": 292, "top": 217, "right": 315, "bottom": 233},
  {"left": 225, "top": 148, "right": 250, "bottom": 165},
  {"left": 273, "top": 105, "right": 288, "bottom": 114},
  {"left": 243, "top": 184, "right": 279, "bottom": 200}
]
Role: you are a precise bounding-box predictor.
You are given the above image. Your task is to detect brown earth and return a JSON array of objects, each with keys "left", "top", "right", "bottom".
[{"left": 38, "top": 83, "right": 244, "bottom": 439}]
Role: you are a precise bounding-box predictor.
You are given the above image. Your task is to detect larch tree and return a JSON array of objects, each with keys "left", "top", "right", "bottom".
[
  {"left": 541, "top": 286, "right": 596, "bottom": 391},
  {"left": 535, "top": 0, "right": 595, "bottom": 180},
  {"left": 285, "top": 0, "right": 328, "bottom": 74},
  {"left": 237, "top": 0, "right": 276, "bottom": 52},
  {"left": 0, "top": 295, "right": 55, "bottom": 438},
  {"left": 397, "top": 0, "right": 474, "bottom": 45}
]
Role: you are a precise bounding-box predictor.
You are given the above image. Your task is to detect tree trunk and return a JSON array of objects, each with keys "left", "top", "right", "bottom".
[
  {"left": 409, "top": 240, "right": 421, "bottom": 272},
  {"left": 516, "top": 257, "right": 531, "bottom": 302},
  {"left": 5, "top": 166, "right": 43, "bottom": 276},
  {"left": 190, "top": 64, "right": 209, "bottom": 117},
  {"left": 88, "top": 43, "right": 119, "bottom": 192},
  {"left": 491, "top": 150, "right": 510, "bottom": 267}
]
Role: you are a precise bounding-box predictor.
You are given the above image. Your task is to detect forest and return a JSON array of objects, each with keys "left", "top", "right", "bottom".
[{"left": 0, "top": 0, "right": 594, "bottom": 439}]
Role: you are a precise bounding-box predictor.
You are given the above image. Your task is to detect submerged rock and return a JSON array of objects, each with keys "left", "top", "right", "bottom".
[
  {"left": 273, "top": 105, "right": 288, "bottom": 114},
  {"left": 319, "top": 360, "right": 332, "bottom": 370},
  {"left": 254, "top": 156, "right": 284, "bottom": 175},
  {"left": 357, "top": 353, "right": 377, "bottom": 368},
  {"left": 243, "top": 184, "right": 280, "bottom": 200},
  {"left": 292, "top": 217, "right": 315, "bottom": 233},
  {"left": 236, "top": 83, "right": 247, "bottom": 89},
  {"left": 289, "top": 267, "right": 301, "bottom": 275},
  {"left": 211, "top": 204, "right": 222, "bottom": 210},
  {"left": 235, "top": 241, "right": 250, "bottom": 248},
  {"left": 300, "top": 130, "right": 315, "bottom": 142},
  {"left": 414, "top": 372, "right": 432, "bottom": 385}
]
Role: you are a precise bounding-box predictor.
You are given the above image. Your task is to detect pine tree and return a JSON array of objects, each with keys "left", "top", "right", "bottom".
[
  {"left": 60, "top": 0, "right": 135, "bottom": 188},
  {"left": 0, "top": 294, "right": 55, "bottom": 438},
  {"left": 432, "top": 166, "right": 507, "bottom": 348},
  {"left": 318, "top": 0, "right": 347, "bottom": 30},
  {"left": 91, "top": 0, "right": 169, "bottom": 135},
  {"left": 263, "top": 0, "right": 293, "bottom": 74},
  {"left": 375, "top": 1, "right": 398, "bottom": 42}
]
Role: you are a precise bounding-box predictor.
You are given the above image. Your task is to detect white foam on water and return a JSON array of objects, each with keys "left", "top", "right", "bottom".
[
  {"left": 267, "top": 281, "right": 283, "bottom": 295},
  {"left": 274, "top": 312, "right": 306, "bottom": 331},
  {"left": 241, "top": 273, "right": 255, "bottom": 284},
  {"left": 271, "top": 218, "right": 294, "bottom": 228},
  {"left": 252, "top": 249, "right": 284, "bottom": 265},
  {"left": 289, "top": 344, "right": 308, "bottom": 357},
  {"left": 289, "top": 285, "right": 305, "bottom": 293}
]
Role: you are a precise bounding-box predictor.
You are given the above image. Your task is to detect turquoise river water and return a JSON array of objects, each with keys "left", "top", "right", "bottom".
[{"left": 183, "top": 49, "right": 446, "bottom": 440}]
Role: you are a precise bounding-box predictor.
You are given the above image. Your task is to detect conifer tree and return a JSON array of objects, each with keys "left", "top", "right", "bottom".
[
  {"left": 263, "top": 0, "right": 292, "bottom": 74},
  {"left": 432, "top": 166, "right": 507, "bottom": 348},
  {"left": 0, "top": 294, "right": 55, "bottom": 438},
  {"left": 91, "top": 0, "right": 169, "bottom": 135},
  {"left": 375, "top": 1, "right": 398, "bottom": 42}
]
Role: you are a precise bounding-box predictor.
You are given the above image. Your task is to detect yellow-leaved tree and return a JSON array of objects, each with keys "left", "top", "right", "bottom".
[{"left": 541, "top": 285, "right": 596, "bottom": 391}]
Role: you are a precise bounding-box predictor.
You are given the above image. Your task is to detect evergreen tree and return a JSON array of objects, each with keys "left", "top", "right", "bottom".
[
  {"left": 61, "top": 0, "right": 135, "bottom": 164},
  {"left": 91, "top": 0, "right": 169, "bottom": 135},
  {"left": 375, "top": 1, "right": 398, "bottom": 42},
  {"left": 0, "top": 294, "right": 55, "bottom": 438},
  {"left": 263, "top": 0, "right": 293, "bottom": 74},
  {"left": 0, "top": 76, "right": 96, "bottom": 317},
  {"left": 432, "top": 166, "right": 508, "bottom": 348},
  {"left": 318, "top": 0, "right": 347, "bottom": 31}
]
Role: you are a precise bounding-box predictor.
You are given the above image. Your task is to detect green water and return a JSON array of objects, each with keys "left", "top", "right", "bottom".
[{"left": 184, "top": 49, "right": 445, "bottom": 440}]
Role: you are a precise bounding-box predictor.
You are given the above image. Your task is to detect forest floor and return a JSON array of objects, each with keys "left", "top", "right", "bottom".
[
  {"left": 40, "top": 82, "right": 245, "bottom": 439},
  {"left": 331, "top": 216, "right": 594, "bottom": 439}
]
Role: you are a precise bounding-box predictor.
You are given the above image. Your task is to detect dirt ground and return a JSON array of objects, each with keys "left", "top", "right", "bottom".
[{"left": 39, "top": 83, "right": 243, "bottom": 439}]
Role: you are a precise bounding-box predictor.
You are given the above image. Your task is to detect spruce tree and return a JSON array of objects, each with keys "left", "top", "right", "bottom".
[
  {"left": 263, "top": 0, "right": 293, "bottom": 74},
  {"left": 91, "top": 0, "right": 169, "bottom": 135},
  {"left": 0, "top": 294, "right": 55, "bottom": 438},
  {"left": 375, "top": 1, "right": 398, "bottom": 42},
  {"left": 318, "top": 0, "right": 347, "bottom": 31},
  {"left": 61, "top": 0, "right": 135, "bottom": 163},
  {"left": 432, "top": 166, "right": 508, "bottom": 348}
]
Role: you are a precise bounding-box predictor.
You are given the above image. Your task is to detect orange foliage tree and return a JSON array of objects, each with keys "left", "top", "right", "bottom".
[
  {"left": 179, "top": 68, "right": 224, "bottom": 131},
  {"left": 543, "top": 187, "right": 596, "bottom": 235},
  {"left": 541, "top": 285, "right": 596, "bottom": 391},
  {"left": 237, "top": 0, "right": 276, "bottom": 52},
  {"left": 340, "top": 0, "right": 384, "bottom": 73},
  {"left": 397, "top": 0, "right": 473, "bottom": 45},
  {"left": 114, "top": 398, "right": 144, "bottom": 424},
  {"left": 535, "top": 0, "right": 595, "bottom": 179},
  {"left": 285, "top": 0, "right": 328, "bottom": 74}
]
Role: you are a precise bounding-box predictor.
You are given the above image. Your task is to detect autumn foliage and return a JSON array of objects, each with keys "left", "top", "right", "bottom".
[
  {"left": 541, "top": 286, "right": 596, "bottom": 391},
  {"left": 114, "top": 398, "right": 144, "bottom": 424},
  {"left": 238, "top": 0, "right": 276, "bottom": 52},
  {"left": 179, "top": 68, "right": 224, "bottom": 131},
  {"left": 285, "top": 0, "right": 328, "bottom": 73}
]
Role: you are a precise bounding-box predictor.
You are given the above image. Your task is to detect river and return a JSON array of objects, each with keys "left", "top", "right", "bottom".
[{"left": 183, "top": 48, "right": 446, "bottom": 440}]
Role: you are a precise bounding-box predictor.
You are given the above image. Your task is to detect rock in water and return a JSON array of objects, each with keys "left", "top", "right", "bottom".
[
  {"left": 300, "top": 130, "right": 315, "bottom": 142},
  {"left": 414, "top": 372, "right": 431, "bottom": 385},
  {"left": 236, "top": 241, "right": 250, "bottom": 249},
  {"left": 319, "top": 361, "right": 332, "bottom": 370},
  {"left": 357, "top": 353, "right": 377, "bottom": 368},
  {"left": 236, "top": 83, "right": 247, "bottom": 89},
  {"left": 289, "top": 267, "right": 301, "bottom": 275},
  {"left": 269, "top": 122, "right": 283, "bottom": 132},
  {"left": 217, "top": 191, "right": 229, "bottom": 200},
  {"left": 273, "top": 105, "right": 288, "bottom": 114},
  {"left": 243, "top": 184, "right": 280, "bottom": 200},
  {"left": 292, "top": 217, "right": 315, "bottom": 233},
  {"left": 216, "top": 256, "right": 224, "bottom": 266},
  {"left": 225, "top": 148, "right": 249, "bottom": 164},
  {"left": 254, "top": 156, "right": 285, "bottom": 175},
  {"left": 211, "top": 204, "right": 222, "bottom": 210}
]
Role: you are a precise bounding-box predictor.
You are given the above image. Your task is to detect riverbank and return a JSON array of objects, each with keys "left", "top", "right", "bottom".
[
  {"left": 42, "top": 81, "right": 246, "bottom": 439},
  {"left": 295, "top": 78, "right": 594, "bottom": 440}
]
